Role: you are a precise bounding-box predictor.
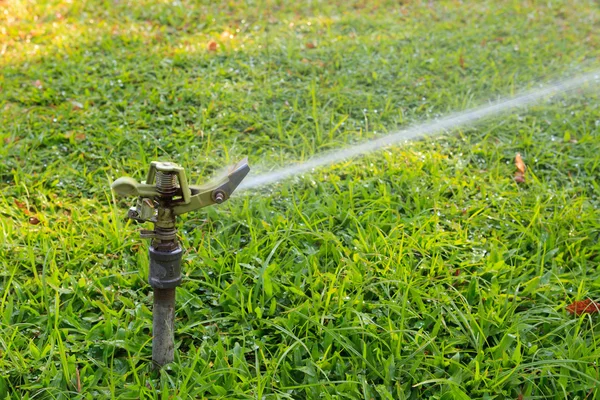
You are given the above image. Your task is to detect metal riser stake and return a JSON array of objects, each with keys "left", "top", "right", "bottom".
[{"left": 153, "top": 288, "right": 175, "bottom": 366}]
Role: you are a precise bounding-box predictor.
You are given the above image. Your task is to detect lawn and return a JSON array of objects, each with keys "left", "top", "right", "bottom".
[{"left": 1, "top": 0, "right": 600, "bottom": 398}]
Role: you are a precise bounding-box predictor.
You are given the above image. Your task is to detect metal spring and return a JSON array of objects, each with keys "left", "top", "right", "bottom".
[{"left": 156, "top": 171, "right": 178, "bottom": 196}]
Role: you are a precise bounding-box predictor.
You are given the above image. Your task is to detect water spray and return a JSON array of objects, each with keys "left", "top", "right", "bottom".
[
  {"left": 111, "top": 159, "right": 249, "bottom": 367},
  {"left": 240, "top": 70, "right": 600, "bottom": 190}
]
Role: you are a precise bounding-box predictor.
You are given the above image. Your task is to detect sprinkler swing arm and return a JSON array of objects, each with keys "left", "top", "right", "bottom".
[
  {"left": 112, "top": 158, "right": 250, "bottom": 220},
  {"left": 111, "top": 158, "right": 249, "bottom": 367}
]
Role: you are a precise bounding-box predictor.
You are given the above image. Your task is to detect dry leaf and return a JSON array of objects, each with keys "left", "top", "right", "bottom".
[
  {"left": 301, "top": 58, "right": 325, "bottom": 67},
  {"left": 566, "top": 299, "right": 600, "bottom": 315},
  {"left": 515, "top": 153, "right": 526, "bottom": 173},
  {"left": 29, "top": 216, "right": 40, "bottom": 225},
  {"left": 14, "top": 199, "right": 30, "bottom": 215},
  {"left": 459, "top": 54, "right": 465, "bottom": 69},
  {"left": 75, "top": 366, "right": 81, "bottom": 393},
  {"left": 515, "top": 153, "right": 526, "bottom": 183},
  {"left": 207, "top": 41, "right": 218, "bottom": 51},
  {"left": 65, "top": 132, "right": 85, "bottom": 140},
  {"left": 305, "top": 42, "right": 316, "bottom": 49},
  {"left": 3, "top": 137, "right": 19, "bottom": 144},
  {"left": 243, "top": 126, "right": 256, "bottom": 133}
]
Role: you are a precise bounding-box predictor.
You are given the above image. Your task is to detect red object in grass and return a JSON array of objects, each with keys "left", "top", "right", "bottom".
[
  {"left": 207, "top": 41, "right": 218, "bottom": 51},
  {"left": 566, "top": 299, "right": 600, "bottom": 315}
]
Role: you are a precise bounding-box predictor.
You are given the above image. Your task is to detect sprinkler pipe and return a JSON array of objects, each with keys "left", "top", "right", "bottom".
[{"left": 111, "top": 159, "right": 249, "bottom": 367}]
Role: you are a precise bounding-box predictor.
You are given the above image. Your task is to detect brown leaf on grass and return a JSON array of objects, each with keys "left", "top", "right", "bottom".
[
  {"left": 459, "top": 54, "right": 465, "bottom": 69},
  {"left": 515, "top": 153, "right": 526, "bottom": 183},
  {"left": 305, "top": 42, "right": 316, "bottom": 49},
  {"left": 515, "top": 153, "right": 526, "bottom": 173},
  {"left": 29, "top": 216, "right": 40, "bottom": 225},
  {"left": 566, "top": 299, "right": 600, "bottom": 315},
  {"left": 14, "top": 199, "right": 30, "bottom": 215},
  {"left": 207, "top": 41, "right": 218, "bottom": 51},
  {"left": 65, "top": 132, "right": 86, "bottom": 141},
  {"left": 301, "top": 58, "right": 325, "bottom": 67},
  {"left": 75, "top": 366, "right": 81, "bottom": 392},
  {"left": 243, "top": 126, "right": 256, "bottom": 133},
  {"left": 4, "top": 136, "right": 19, "bottom": 144}
]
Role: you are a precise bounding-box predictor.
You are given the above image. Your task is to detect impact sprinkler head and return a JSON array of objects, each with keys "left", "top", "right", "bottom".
[{"left": 111, "top": 158, "right": 249, "bottom": 367}]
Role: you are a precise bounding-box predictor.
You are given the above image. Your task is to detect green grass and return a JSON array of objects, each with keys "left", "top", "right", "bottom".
[{"left": 2, "top": 0, "right": 600, "bottom": 398}]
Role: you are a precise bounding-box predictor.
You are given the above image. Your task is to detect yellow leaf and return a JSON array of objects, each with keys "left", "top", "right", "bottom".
[{"left": 515, "top": 153, "right": 526, "bottom": 174}]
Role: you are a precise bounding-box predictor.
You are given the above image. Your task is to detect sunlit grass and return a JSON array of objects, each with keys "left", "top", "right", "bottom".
[{"left": 1, "top": 0, "right": 600, "bottom": 398}]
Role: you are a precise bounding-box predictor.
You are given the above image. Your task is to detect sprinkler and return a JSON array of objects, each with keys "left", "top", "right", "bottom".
[{"left": 111, "top": 159, "right": 249, "bottom": 367}]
